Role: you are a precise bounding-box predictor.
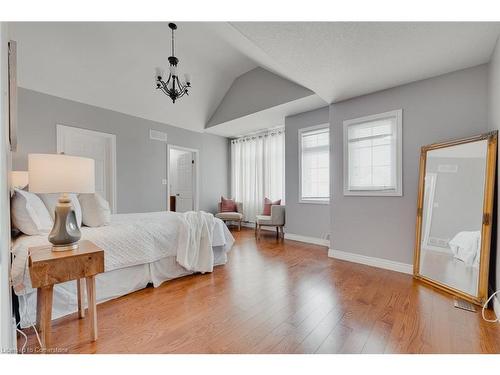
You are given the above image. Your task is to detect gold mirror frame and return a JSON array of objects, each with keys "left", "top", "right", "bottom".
[{"left": 413, "top": 131, "right": 497, "bottom": 305}]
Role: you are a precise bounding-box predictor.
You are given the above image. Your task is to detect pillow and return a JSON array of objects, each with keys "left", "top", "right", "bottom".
[
  {"left": 263, "top": 197, "right": 281, "bottom": 215},
  {"left": 38, "top": 193, "right": 83, "bottom": 228},
  {"left": 220, "top": 196, "right": 237, "bottom": 212},
  {"left": 78, "top": 193, "right": 111, "bottom": 227},
  {"left": 11, "top": 189, "right": 53, "bottom": 235}
]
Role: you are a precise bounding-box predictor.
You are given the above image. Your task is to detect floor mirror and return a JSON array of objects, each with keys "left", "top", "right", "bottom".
[{"left": 413, "top": 131, "right": 497, "bottom": 305}]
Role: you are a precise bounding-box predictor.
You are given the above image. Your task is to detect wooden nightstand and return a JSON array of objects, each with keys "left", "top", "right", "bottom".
[{"left": 28, "top": 240, "right": 104, "bottom": 350}]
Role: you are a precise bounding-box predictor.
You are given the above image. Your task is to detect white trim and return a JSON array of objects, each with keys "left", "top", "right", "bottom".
[
  {"left": 298, "top": 199, "right": 330, "bottom": 205},
  {"left": 343, "top": 109, "right": 403, "bottom": 197},
  {"left": 167, "top": 144, "right": 200, "bottom": 212},
  {"left": 56, "top": 124, "right": 117, "bottom": 213},
  {"left": 421, "top": 172, "right": 437, "bottom": 248},
  {"left": 284, "top": 233, "right": 329, "bottom": 247},
  {"left": 328, "top": 248, "right": 413, "bottom": 275},
  {"left": 0, "top": 24, "right": 15, "bottom": 352},
  {"left": 298, "top": 123, "right": 330, "bottom": 203}
]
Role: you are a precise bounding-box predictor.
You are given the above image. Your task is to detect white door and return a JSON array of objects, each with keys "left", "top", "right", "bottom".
[
  {"left": 169, "top": 147, "right": 197, "bottom": 212},
  {"left": 176, "top": 151, "right": 194, "bottom": 212},
  {"left": 57, "top": 125, "right": 116, "bottom": 212}
]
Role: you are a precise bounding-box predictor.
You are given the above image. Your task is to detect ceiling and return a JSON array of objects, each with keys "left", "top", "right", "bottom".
[
  {"left": 229, "top": 22, "right": 500, "bottom": 104},
  {"left": 9, "top": 22, "right": 257, "bottom": 133},
  {"left": 9, "top": 22, "right": 500, "bottom": 136}
]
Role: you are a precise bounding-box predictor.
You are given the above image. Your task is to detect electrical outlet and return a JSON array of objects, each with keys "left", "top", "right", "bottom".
[{"left": 162, "top": 179, "right": 167, "bottom": 185}]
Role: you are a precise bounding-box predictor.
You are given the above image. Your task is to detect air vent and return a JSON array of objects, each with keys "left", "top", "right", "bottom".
[
  {"left": 150, "top": 129, "right": 168, "bottom": 142},
  {"left": 428, "top": 237, "right": 450, "bottom": 248},
  {"left": 438, "top": 164, "right": 458, "bottom": 173}
]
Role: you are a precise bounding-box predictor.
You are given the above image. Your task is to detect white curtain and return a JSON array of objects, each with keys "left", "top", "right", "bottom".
[{"left": 231, "top": 128, "right": 285, "bottom": 222}]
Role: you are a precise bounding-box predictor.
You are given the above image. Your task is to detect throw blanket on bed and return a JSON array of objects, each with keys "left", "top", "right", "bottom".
[{"left": 176, "top": 211, "right": 216, "bottom": 273}]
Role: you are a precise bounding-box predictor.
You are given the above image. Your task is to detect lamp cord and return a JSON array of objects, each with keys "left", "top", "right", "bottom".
[
  {"left": 15, "top": 255, "right": 42, "bottom": 353},
  {"left": 482, "top": 290, "right": 500, "bottom": 323}
]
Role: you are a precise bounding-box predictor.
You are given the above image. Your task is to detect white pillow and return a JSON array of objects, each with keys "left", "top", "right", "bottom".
[
  {"left": 78, "top": 193, "right": 111, "bottom": 227},
  {"left": 11, "top": 189, "right": 53, "bottom": 235},
  {"left": 38, "top": 193, "right": 83, "bottom": 228}
]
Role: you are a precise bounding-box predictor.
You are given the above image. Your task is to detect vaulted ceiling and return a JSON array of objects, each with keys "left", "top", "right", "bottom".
[
  {"left": 9, "top": 22, "right": 500, "bottom": 136},
  {"left": 9, "top": 22, "right": 257, "bottom": 133}
]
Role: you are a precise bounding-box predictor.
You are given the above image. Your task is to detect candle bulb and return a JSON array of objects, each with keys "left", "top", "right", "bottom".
[{"left": 155, "top": 67, "right": 164, "bottom": 80}]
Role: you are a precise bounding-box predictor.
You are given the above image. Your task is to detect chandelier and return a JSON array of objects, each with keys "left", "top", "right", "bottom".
[{"left": 156, "top": 23, "right": 191, "bottom": 103}]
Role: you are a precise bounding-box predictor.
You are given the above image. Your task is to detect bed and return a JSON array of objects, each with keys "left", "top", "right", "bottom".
[{"left": 11, "top": 211, "right": 234, "bottom": 328}]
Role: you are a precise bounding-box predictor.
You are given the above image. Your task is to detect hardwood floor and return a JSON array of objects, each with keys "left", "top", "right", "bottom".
[{"left": 19, "top": 228, "right": 500, "bottom": 353}]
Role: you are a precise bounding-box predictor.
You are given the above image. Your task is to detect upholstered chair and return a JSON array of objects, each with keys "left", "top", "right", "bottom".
[
  {"left": 215, "top": 202, "right": 244, "bottom": 231},
  {"left": 255, "top": 205, "right": 285, "bottom": 240}
]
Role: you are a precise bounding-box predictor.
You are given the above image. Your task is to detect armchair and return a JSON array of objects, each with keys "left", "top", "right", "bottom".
[
  {"left": 256, "top": 205, "right": 285, "bottom": 240},
  {"left": 215, "top": 201, "right": 243, "bottom": 231}
]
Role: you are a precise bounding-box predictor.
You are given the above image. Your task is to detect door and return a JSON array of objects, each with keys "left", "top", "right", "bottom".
[
  {"left": 57, "top": 125, "right": 116, "bottom": 212},
  {"left": 168, "top": 146, "right": 198, "bottom": 213}
]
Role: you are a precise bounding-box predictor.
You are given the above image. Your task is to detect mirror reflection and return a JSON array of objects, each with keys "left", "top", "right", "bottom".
[{"left": 419, "top": 139, "right": 487, "bottom": 297}]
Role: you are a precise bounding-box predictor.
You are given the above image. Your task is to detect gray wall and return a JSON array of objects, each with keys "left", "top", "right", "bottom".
[
  {"left": 207, "top": 67, "right": 315, "bottom": 128},
  {"left": 488, "top": 36, "right": 500, "bottom": 294},
  {"left": 285, "top": 106, "right": 330, "bottom": 239},
  {"left": 425, "top": 157, "right": 485, "bottom": 245},
  {"left": 13, "top": 88, "right": 230, "bottom": 214},
  {"left": 330, "top": 64, "right": 489, "bottom": 264}
]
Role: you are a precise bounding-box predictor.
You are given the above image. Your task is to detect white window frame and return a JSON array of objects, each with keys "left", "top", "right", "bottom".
[
  {"left": 343, "top": 109, "right": 403, "bottom": 197},
  {"left": 298, "top": 123, "right": 330, "bottom": 204}
]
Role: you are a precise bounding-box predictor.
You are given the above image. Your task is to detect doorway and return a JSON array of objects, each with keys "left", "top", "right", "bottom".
[
  {"left": 56, "top": 124, "right": 117, "bottom": 212},
  {"left": 167, "top": 145, "right": 199, "bottom": 212}
]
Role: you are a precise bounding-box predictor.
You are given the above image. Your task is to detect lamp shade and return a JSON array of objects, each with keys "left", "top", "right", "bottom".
[
  {"left": 11, "top": 171, "right": 29, "bottom": 189},
  {"left": 28, "top": 153, "right": 95, "bottom": 194}
]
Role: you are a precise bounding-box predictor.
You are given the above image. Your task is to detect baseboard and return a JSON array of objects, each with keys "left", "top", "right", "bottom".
[
  {"left": 241, "top": 222, "right": 274, "bottom": 232},
  {"left": 328, "top": 248, "right": 413, "bottom": 275},
  {"left": 284, "top": 233, "right": 329, "bottom": 247}
]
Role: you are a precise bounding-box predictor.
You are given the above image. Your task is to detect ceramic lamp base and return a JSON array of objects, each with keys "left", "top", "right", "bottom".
[
  {"left": 51, "top": 243, "right": 79, "bottom": 252},
  {"left": 48, "top": 193, "right": 82, "bottom": 252}
]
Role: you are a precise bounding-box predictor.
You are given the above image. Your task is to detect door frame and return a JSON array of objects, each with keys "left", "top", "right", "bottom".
[
  {"left": 421, "top": 172, "right": 445, "bottom": 252},
  {"left": 56, "top": 124, "right": 117, "bottom": 213},
  {"left": 167, "top": 144, "right": 199, "bottom": 212}
]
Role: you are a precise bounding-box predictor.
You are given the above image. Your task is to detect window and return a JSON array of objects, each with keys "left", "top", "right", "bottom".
[
  {"left": 299, "top": 125, "right": 330, "bottom": 203},
  {"left": 343, "top": 109, "right": 402, "bottom": 196},
  {"left": 231, "top": 128, "right": 285, "bottom": 221}
]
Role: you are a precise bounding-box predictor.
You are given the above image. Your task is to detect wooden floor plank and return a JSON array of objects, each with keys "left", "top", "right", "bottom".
[{"left": 18, "top": 228, "right": 500, "bottom": 353}]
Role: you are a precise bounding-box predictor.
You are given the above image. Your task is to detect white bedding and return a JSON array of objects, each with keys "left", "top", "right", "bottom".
[
  {"left": 448, "top": 230, "right": 481, "bottom": 267},
  {"left": 11, "top": 211, "right": 234, "bottom": 296},
  {"left": 177, "top": 211, "right": 215, "bottom": 273}
]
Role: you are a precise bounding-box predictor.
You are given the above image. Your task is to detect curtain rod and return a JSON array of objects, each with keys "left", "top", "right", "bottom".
[{"left": 231, "top": 127, "right": 284, "bottom": 144}]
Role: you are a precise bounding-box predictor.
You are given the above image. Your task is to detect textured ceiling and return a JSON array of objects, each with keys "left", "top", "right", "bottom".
[{"left": 230, "top": 22, "right": 500, "bottom": 103}]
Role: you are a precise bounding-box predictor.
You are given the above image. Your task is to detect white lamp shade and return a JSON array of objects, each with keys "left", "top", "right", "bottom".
[
  {"left": 28, "top": 153, "right": 95, "bottom": 194},
  {"left": 11, "top": 171, "right": 29, "bottom": 189}
]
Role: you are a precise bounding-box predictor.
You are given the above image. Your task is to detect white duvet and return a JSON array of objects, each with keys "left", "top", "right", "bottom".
[
  {"left": 177, "top": 211, "right": 215, "bottom": 273},
  {"left": 11, "top": 211, "right": 234, "bottom": 295},
  {"left": 448, "top": 230, "right": 481, "bottom": 267}
]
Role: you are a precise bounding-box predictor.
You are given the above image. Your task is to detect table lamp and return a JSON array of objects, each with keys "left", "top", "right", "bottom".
[
  {"left": 28, "top": 153, "right": 95, "bottom": 251},
  {"left": 11, "top": 171, "right": 29, "bottom": 189}
]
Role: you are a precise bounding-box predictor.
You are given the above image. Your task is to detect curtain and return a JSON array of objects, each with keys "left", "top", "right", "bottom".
[{"left": 231, "top": 128, "right": 285, "bottom": 222}]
